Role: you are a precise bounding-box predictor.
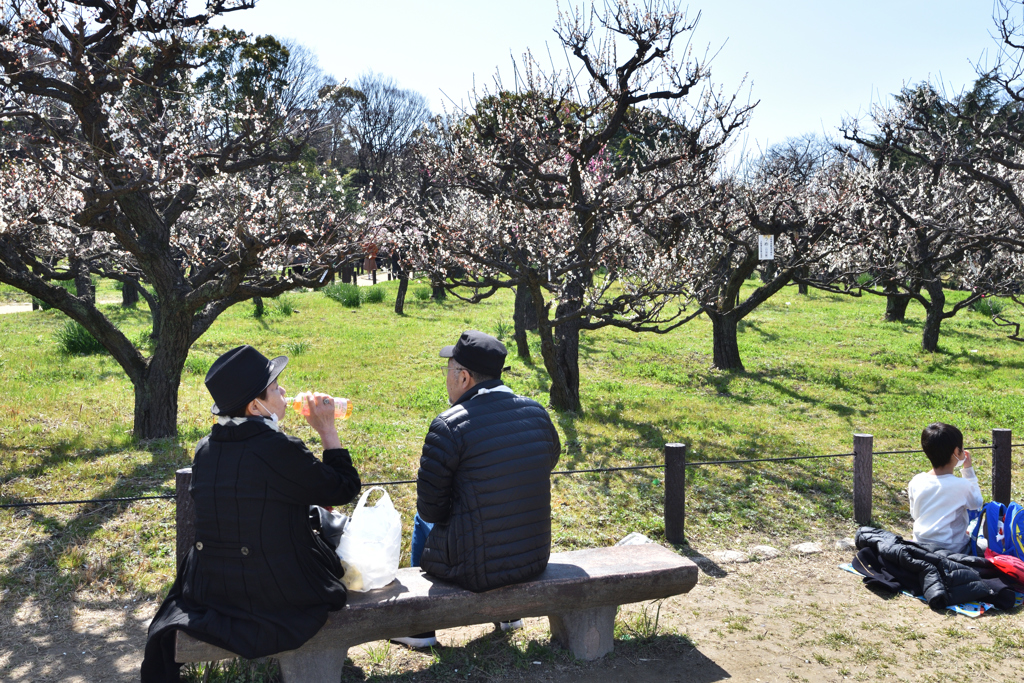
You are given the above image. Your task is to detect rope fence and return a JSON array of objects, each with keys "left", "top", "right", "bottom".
[{"left": 2, "top": 435, "right": 1020, "bottom": 532}]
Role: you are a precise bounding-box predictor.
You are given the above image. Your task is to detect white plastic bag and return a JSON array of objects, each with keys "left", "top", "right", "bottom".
[{"left": 335, "top": 487, "right": 402, "bottom": 592}]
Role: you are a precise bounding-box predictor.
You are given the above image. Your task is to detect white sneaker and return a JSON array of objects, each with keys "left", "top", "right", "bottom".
[
  {"left": 499, "top": 619, "right": 524, "bottom": 632},
  {"left": 389, "top": 632, "right": 437, "bottom": 648}
]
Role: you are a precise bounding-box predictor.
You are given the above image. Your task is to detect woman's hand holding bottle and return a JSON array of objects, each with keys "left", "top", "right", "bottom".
[
  {"left": 295, "top": 392, "right": 342, "bottom": 451},
  {"left": 285, "top": 395, "right": 353, "bottom": 419}
]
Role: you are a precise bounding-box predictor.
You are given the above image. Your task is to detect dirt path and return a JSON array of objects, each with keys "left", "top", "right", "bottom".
[
  {"left": 0, "top": 547, "right": 1018, "bottom": 682},
  {"left": 0, "top": 300, "right": 121, "bottom": 315}
]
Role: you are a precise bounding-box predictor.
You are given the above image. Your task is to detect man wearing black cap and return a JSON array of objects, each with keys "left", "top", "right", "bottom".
[
  {"left": 392, "top": 331, "right": 561, "bottom": 648},
  {"left": 142, "top": 345, "right": 361, "bottom": 682}
]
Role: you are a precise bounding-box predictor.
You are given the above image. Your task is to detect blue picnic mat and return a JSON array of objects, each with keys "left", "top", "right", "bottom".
[{"left": 839, "top": 563, "right": 1024, "bottom": 617}]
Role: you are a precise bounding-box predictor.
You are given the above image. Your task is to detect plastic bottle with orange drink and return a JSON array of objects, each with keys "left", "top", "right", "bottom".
[{"left": 284, "top": 394, "right": 354, "bottom": 420}]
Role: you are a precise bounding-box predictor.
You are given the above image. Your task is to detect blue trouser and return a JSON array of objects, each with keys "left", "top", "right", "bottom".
[
  {"left": 410, "top": 513, "right": 433, "bottom": 567},
  {"left": 410, "top": 513, "right": 517, "bottom": 625}
]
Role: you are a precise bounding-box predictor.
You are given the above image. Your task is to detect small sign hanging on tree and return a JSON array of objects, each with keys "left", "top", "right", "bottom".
[{"left": 758, "top": 234, "right": 775, "bottom": 261}]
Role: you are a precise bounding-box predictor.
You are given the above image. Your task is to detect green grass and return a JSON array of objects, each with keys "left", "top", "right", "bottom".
[{"left": 1, "top": 280, "right": 1024, "bottom": 610}]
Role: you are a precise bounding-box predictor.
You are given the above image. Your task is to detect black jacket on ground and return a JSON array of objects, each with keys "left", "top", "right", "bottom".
[
  {"left": 141, "top": 419, "right": 361, "bottom": 682},
  {"left": 418, "top": 380, "right": 561, "bottom": 592},
  {"left": 854, "top": 526, "right": 1017, "bottom": 610}
]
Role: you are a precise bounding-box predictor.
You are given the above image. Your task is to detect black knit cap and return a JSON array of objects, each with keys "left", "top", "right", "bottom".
[
  {"left": 439, "top": 330, "right": 507, "bottom": 378},
  {"left": 205, "top": 345, "right": 288, "bottom": 415}
]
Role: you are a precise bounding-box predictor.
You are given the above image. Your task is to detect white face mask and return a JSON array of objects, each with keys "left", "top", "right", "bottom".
[{"left": 255, "top": 399, "right": 280, "bottom": 432}]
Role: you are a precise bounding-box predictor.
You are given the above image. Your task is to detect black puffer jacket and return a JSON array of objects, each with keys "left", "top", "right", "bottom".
[
  {"left": 854, "top": 527, "right": 1016, "bottom": 610},
  {"left": 418, "top": 380, "right": 561, "bottom": 592}
]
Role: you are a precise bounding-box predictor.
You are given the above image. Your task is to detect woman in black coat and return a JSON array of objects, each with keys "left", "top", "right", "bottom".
[{"left": 142, "top": 346, "right": 361, "bottom": 682}]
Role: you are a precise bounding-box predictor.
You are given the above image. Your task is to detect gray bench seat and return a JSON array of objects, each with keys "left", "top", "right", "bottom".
[{"left": 175, "top": 543, "right": 697, "bottom": 682}]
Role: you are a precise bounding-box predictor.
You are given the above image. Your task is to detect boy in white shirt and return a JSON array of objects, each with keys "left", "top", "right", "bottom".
[{"left": 907, "top": 423, "right": 984, "bottom": 553}]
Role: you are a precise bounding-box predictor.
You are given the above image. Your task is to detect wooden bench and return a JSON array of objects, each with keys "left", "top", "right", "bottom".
[
  {"left": 172, "top": 468, "right": 697, "bottom": 681},
  {"left": 175, "top": 543, "right": 697, "bottom": 682}
]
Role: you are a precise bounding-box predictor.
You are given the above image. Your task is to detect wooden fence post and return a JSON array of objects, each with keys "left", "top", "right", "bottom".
[
  {"left": 853, "top": 434, "right": 873, "bottom": 526},
  {"left": 176, "top": 467, "right": 195, "bottom": 574},
  {"left": 664, "top": 443, "right": 687, "bottom": 544},
  {"left": 992, "top": 428, "right": 1012, "bottom": 505}
]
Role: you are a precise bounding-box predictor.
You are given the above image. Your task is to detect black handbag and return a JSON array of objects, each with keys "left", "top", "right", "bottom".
[{"left": 309, "top": 505, "right": 349, "bottom": 550}]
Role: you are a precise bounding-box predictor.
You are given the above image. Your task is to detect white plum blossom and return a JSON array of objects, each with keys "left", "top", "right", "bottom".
[{"left": 0, "top": 0, "right": 382, "bottom": 438}]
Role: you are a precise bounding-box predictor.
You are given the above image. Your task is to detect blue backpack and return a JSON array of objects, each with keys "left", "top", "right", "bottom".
[
  {"left": 970, "top": 501, "right": 1024, "bottom": 560},
  {"left": 1006, "top": 503, "right": 1024, "bottom": 560}
]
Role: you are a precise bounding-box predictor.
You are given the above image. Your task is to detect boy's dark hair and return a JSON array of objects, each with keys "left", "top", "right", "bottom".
[
  {"left": 921, "top": 423, "right": 964, "bottom": 469},
  {"left": 225, "top": 387, "right": 270, "bottom": 418}
]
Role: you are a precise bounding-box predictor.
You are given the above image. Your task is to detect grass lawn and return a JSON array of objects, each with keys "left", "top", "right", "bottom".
[{"left": 1, "top": 278, "right": 1023, "bottom": 609}]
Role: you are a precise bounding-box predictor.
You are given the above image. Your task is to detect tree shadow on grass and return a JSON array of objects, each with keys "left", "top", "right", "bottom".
[
  {"left": 0, "top": 435, "right": 133, "bottom": 491},
  {"left": 738, "top": 320, "right": 780, "bottom": 342},
  {"left": 552, "top": 406, "right": 666, "bottom": 471},
  {"left": 926, "top": 346, "right": 1024, "bottom": 371},
  {"left": 0, "top": 439, "right": 186, "bottom": 682},
  {"left": 0, "top": 440, "right": 188, "bottom": 616},
  {"left": 681, "top": 425, "right": 867, "bottom": 532},
  {"left": 692, "top": 368, "right": 874, "bottom": 423}
]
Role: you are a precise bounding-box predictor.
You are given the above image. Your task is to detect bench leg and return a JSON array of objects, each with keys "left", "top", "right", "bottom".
[
  {"left": 548, "top": 605, "right": 617, "bottom": 660},
  {"left": 275, "top": 646, "right": 348, "bottom": 683}
]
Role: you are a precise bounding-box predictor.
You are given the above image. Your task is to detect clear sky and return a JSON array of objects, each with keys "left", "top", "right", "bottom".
[{"left": 216, "top": 0, "right": 1002, "bottom": 155}]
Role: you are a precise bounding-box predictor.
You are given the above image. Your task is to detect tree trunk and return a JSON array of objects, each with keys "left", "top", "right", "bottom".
[
  {"left": 253, "top": 296, "right": 265, "bottom": 318},
  {"left": 549, "top": 314, "right": 581, "bottom": 411},
  {"left": 797, "top": 266, "right": 808, "bottom": 295},
  {"left": 73, "top": 259, "right": 95, "bottom": 304},
  {"left": 513, "top": 283, "right": 537, "bottom": 362},
  {"left": 537, "top": 277, "right": 583, "bottom": 412},
  {"left": 884, "top": 292, "right": 912, "bottom": 322},
  {"left": 709, "top": 311, "right": 744, "bottom": 371},
  {"left": 394, "top": 273, "right": 408, "bottom": 314},
  {"left": 132, "top": 313, "right": 191, "bottom": 439},
  {"left": 131, "top": 362, "right": 182, "bottom": 440},
  {"left": 921, "top": 284, "right": 945, "bottom": 352},
  {"left": 430, "top": 274, "right": 446, "bottom": 301},
  {"left": 121, "top": 280, "right": 139, "bottom": 308},
  {"left": 882, "top": 281, "right": 912, "bottom": 322}
]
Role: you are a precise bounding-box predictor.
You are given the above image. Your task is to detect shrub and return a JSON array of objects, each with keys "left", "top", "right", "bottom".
[
  {"left": 274, "top": 295, "right": 297, "bottom": 316},
  {"left": 973, "top": 296, "right": 1006, "bottom": 317},
  {"left": 183, "top": 355, "right": 212, "bottom": 375},
  {"left": 362, "top": 286, "right": 386, "bottom": 304},
  {"left": 494, "top": 316, "right": 512, "bottom": 341},
  {"left": 54, "top": 320, "right": 107, "bottom": 355},
  {"left": 414, "top": 286, "right": 431, "bottom": 301},
  {"left": 323, "top": 283, "right": 362, "bottom": 307},
  {"left": 855, "top": 272, "right": 874, "bottom": 287},
  {"left": 285, "top": 341, "right": 309, "bottom": 356}
]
